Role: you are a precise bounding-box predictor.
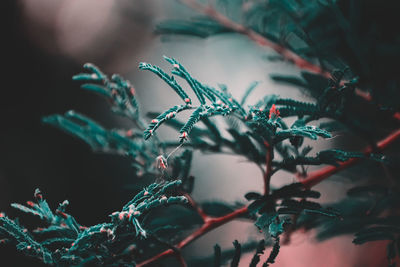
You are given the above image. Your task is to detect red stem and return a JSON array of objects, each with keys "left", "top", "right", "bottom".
[
  {"left": 136, "top": 4, "right": 400, "bottom": 265},
  {"left": 301, "top": 128, "right": 400, "bottom": 188},
  {"left": 176, "top": 253, "right": 188, "bottom": 267},
  {"left": 178, "top": 0, "right": 400, "bottom": 121},
  {"left": 136, "top": 206, "right": 248, "bottom": 267},
  {"left": 179, "top": 0, "right": 330, "bottom": 78},
  {"left": 184, "top": 193, "right": 209, "bottom": 222},
  {"left": 137, "top": 128, "right": 400, "bottom": 266}
]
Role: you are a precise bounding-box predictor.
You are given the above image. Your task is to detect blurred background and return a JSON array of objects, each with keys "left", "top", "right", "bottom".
[{"left": 0, "top": 0, "right": 390, "bottom": 266}]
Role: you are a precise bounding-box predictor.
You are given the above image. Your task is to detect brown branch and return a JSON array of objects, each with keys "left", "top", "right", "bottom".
[
  {"left": 177, "top": 0, "right": 400, "bottom": 121},
  {"left": 178, "top": 0, "right": 330, "bottom": 77},
  {"left": 300, "top": 128, "right": 400, "bottom": 189},
  {"left": 137, "top": 127, "right": 400, "bottom": 266},
  {"left": 183, "top": 193, "right": 209, "bottom": 222},
  {"left": 135, "top": 3, "right": 400, "bottom": 266},
  {"left": 136, "top": 206, "right": 248, "bottom": 267},
  {"left": 176, "top": 252, "right": 188, "bottom": 267}
]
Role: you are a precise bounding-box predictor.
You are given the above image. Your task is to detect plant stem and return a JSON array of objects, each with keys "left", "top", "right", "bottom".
[
  {"left": 176, "top": 252, "right": 188, "bottom": 267},
  {"left": 178, "top": 0, "right": 331, "bottom": 77},
  {"left": 136, "top": 128, "right": 400, "bottom": 266},
  {"left": 301, "top": 128, "right": 400, "bottom": 188},
  {"left": 177, "top": 0, "right": 400, "bottom": 121},
  {"left": 136, "top": 206, "right": 248, "bottom": 267},
  {"left": 184, "top": 193, "right": 208, "bottom": 222},
  {"left": 142, "top": 4, "right": 400, "bottom": 261}
]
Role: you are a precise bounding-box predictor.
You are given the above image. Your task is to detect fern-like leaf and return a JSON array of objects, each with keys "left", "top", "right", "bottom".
[
  {"left": 144, "top": 105, "right": 192, "bottom": 140},
  {"left": 180, "top": 106, "right": 204, "bottom": 141},
  {"left": 139, "top": 62, "right": 191, "bottom": 104},
  {"left": 164, "top": 56, "right": 206, "bottom": 105}
]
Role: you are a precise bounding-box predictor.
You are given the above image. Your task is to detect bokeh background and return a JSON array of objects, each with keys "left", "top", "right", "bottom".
[{"left": 1, "top": 0, "right": 389, "bottom": 266}]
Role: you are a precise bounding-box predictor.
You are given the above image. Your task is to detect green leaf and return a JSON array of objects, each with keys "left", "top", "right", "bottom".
[
  {"left": 144, "top": 105, "right": 192, "bottom": 140},
  {"left": 83, "top": 63, "right": 106, "bottom": 80},
  {"left": 245, "top": 192, "right": 262, "bottom": 201},
  {"left": 356, "top": 226, "right": 400, "bottom": 236},
  {"left": 265, "top": 237, "right": 280, "bottom": 265},
  {"left": 80, "top": 83, "right": 112, "bottom": 98},
  {"left": 201, "top": 202, "right": 236, "bottom": 218},
  {"left": 228, "top": 129, "right": 262, "bottom": 162},
  {"left": 230, "top": 240, "right": 241, "bottom": 267},
  {"left": 44, "top": 111, "right": 142, "bottom": 157},
  {"left": 156, "top": 16, "right": 231, "bottom": 38},
  {"left": 249, "top": 240, "right": 265, "bottom": 267},
  {"left": 275, "top": 125, "right": 331, "bottom": 142},
  {"left": 139, "top": 62, "right": 191, "bottom": 104},
  {"left": 387, "top": 240, "right": 396, "bottom": 262},
  {"left": 269, "top": 219, "right": 288, "bottom": 238},
  {"left": 164, "top": 56, "right": 206, "bottom": 105},
  {"left": 72, "top": 73, "right": 102, "bottom": 82},
  {"left": 317, "top": 149, "right": 364, "bottom": 165},
  {"left": 272, "top": 183, "right": 321, "bottom": 199},
  {"left": 275, "top": 98, "right": 319, "bottom": 116},
  {"left": 270, "top": 74, "right": 307, "bottom": 88},
  {"left": 240, "top": 81, "right": 260, "bottom": 106},
  {"left": 213, "top": 244, "right": 221, "bottom": 267},
  {"left": 255, "top": 213, "right": 278, "bottom": 231},
  {"left": 353, "top": 232, "right": 395, "bottom": 245},
  {"left": 180, "top": 106, "right": 204, "bottom": 141},
  {"left": 10, "top": 203, "right": 44, "bottom": 220},
  {"left": 42, "top": 237, "right": 74, "bottom": 247}
]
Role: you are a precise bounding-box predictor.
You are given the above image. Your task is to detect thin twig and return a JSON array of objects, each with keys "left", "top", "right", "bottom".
[
  {"left": 136, "top": 4, "right": 400, "bottom": 265},
  {"left": 178, "top": 0, "right": 331, "bottom": 77},
  {"left": 136, "top": 127, "right": 400, "bottom": 266},
  {"left": 183, "top": 193, "right": 209, "bottom": 222},
  {"left": 136, "top": 206, "right": 248, "bottom": 267},
  {"left": 300, "top": 128, "right": 400, "bottom": 188},
  {"left": 176, "top": 252, "right": 188, "bottom": 267},
  {"left": 177, "top": 0, "right": 400, "bottom": 121}
]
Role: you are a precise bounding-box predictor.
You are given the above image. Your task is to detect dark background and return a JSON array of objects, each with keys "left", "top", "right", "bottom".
[{"left": 1, "top": 1, "right": 140, "bottom": 265}]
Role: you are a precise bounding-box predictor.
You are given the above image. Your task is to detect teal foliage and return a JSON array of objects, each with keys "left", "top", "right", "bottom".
[
  {"left": 43, "top": 111, "right": 155, "bottom": 175},
  {"left": 73, "top": 63, "right": 141, "bottom": 122},
  {"left": 241, "top": 81, "right": 260, "bottom": 106},
  {"left": 180, "top": 106, "right": 204, "bottom": 139},
  {"left": 265, "top": 238, "right": 280, "bottom": 266},
  {"left": 163, "top": 56, "right": 206, "bottom": 105},
  {"left": 0, "top": 182, "right": 187, "bottom": 266},
  {"left": 230, "top": 240, "right": 241, "bottom": 267},
  {"left": 249, "top": 239, "right": 266, "bottom": 267},
  {"left": 44, "top": 111, "right": 141, "bottom": 154},
  {"left": 139, "top": 56, "right": 242, "bottom": 143},
  {"left": 275, "top": 149, "right": 371, "bottom": 170},
  {"left": 297, "top": 184, "right": 400, "bottom": 265},
  {"left": 143, "top": 104, "right": 192, "bottom": 140},
  {"left": 3, "top": 0, "right": 400, "bottom": 262},
  {"left": 248, "top": 183, "right": 339, "bottom": 230},
  {"left": 275, "top": 125, "right": 331, "bottom": 142},
  {"left": 139, "top": 61, "right": 191, "bottom": 104},
  {"left": 244, "top": 182, "right": 340, "bottom": 264},
  {"left": 155, "top": 16, "right": 232, "bottom": 38},
  {"left": 213, "top": 244, "right": 222, "bottom": 267}
]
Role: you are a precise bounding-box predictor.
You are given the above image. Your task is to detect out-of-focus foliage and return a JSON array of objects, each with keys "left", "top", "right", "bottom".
[
  {"left": 159, "top": 0, "right": 400, "bottom": 111},
  {"left": 1, "top": 182, "right": 188, "bottom": 266}
]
